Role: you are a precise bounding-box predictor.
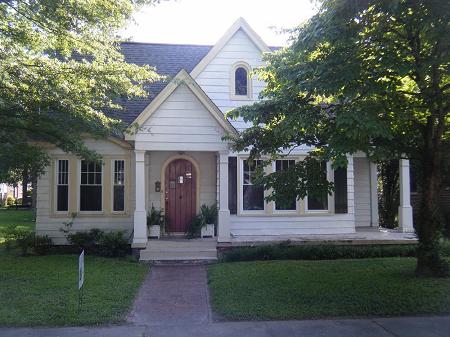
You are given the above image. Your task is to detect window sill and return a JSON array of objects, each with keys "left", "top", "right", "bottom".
[{"left": 230, "top": 94, "right": 252, "bottom": 101}]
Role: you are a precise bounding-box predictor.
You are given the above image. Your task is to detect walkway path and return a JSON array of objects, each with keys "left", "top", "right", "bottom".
[{"left": 127, "top": 264, "right": 211, "bottom": 326}]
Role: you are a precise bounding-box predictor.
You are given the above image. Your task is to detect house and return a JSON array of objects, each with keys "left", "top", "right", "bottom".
[
  {"left": 35, "top": 18, "right": 415, "bottom": 258},
  {"left": 0, "top": 183, "right": 23, "bottom": 205}
]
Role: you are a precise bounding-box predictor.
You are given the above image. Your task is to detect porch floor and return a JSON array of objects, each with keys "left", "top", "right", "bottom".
[{"left": 222, "top": 227, "right": 418, "bottom": 247}]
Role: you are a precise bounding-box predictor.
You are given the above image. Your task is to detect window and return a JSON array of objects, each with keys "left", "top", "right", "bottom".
[
  {"left": 80, "top": 160, "right": 102, "bottom": 211},
  {"left": 235, "top": 67, "right": 248, "bottom": 96},
  {"left": 307, "top": 161, "right": 328, "bottom": 211},
  {"left": 334, "top": 167, "right": 348, "bottom": 213},
  {"left": 56, "top": 160, "right": 69, "bottom": 212},
  {"left": 275, "top": 160, "right": 296, "bottom": 211},
  {"left": 231, "top": 62, "right": 252, "bottom": 99},
  {"left": 243, "top": 160, "right": 264, "bottom": 211},
  {"left": 113, "top": 160, "right": 125, "bottom": 212},
  {"left": 228, "top": 157, "right": 237, "bottom": 214}
]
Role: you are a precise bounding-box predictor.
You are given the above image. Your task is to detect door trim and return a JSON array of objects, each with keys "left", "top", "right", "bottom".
[{"left": 160, "top": 154, "right": 201, "bottom": 219}]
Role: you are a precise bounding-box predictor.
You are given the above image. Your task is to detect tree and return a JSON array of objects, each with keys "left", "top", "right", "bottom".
[
  {"left": 0, "top": 0, "right": 161, "bottom": 179},
  {"left": 227, "top": 0, "right": 449, "bottom": 276}
]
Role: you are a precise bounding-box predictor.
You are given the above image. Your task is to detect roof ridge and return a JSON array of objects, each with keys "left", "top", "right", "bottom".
[{"left": 119, "top": 41, "right": 213, "bottom": 47}]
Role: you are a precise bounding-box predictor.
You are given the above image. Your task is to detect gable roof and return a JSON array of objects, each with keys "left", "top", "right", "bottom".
[
  {"left": 106, "top": 19, "right": 279, "bottom": 126},
  {"left": 125, "top": 69, "right": 238, "bottom": 140},
  {"left": 190, "top": 17, "right": 271, "bottom": 78},
  {"left": 105, "top": 43, "right": 212, "bottom": 124}
]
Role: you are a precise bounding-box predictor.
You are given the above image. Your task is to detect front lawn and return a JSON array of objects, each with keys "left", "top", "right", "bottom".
[
  {"left": 0, "top": 252, "right": 148, "bottom": 326},
  {"left": 0, "top": 208, "right": 148, "bottom": 327},
  {"left": 0, "top": 208, "right": 34, "bottom": 229},
  {"left": 208, "top": 258, "right": 450, "bottom": 320}
]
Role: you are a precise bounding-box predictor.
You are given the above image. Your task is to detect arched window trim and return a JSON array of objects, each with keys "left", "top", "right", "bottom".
[{"left": 230, "top": 62, "right": 252, "bottom": 100}]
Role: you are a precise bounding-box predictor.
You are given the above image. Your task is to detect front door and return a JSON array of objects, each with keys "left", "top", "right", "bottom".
[{"left": 165, "top": 159, "right": 197, "bottom": 233}]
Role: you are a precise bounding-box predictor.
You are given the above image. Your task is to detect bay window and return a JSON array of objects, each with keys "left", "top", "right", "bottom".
[
  {"left": 80, "top": 160, "right": 102, "bottom": 211},
  {"left": 307, "top": 161, "right": 329, "bottom": 211},
  {"left": 113, "top": 160, "right": 125, "bottom": 212},
  {"left": 243, "top": 160, "right": 264, "bottom": 211},
  {"left": 56, "top": 159, "right": 69, "bottom": 212},
  {"left": 275, "top": 160, "right": 297, "bottom": 211}
]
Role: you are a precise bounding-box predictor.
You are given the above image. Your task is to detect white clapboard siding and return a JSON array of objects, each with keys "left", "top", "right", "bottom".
[
  {"left": 146, "top": 151, "right": 217, "bottom": 210},
  {"left": 230, "top": 214, "right": 355, "bottom": 236},
  {"left": 195, "top": 29, "right": 266, "bottom": 132},
  {"left": 354, "top": 157, "right": 372, "bottom": 227},
  {"left": 35, "top": 138, "right": 134, "bottom": 244},
  {"left": 134, "top": 84, "right": 228, "bottom": 152}
]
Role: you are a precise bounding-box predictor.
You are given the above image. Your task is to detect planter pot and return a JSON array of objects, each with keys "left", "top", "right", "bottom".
[
  {"left": 201, "top": 224, "right": 214, "bottom": 238},
  {"left": 149, "top": 225, "right": 161, "bottom": 239}
]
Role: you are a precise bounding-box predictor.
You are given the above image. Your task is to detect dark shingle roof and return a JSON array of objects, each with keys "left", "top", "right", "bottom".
[
  {"left": 106, "top": 42, "right": 280, "bottom": 125},
  {"left": 106, "top": 42, "right": 212, "bottom": 124}
]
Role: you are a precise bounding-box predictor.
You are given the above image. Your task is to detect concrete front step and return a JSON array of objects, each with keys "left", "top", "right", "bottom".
[{"left": 139, "top": 239, "right": 218, "bottom": 261}]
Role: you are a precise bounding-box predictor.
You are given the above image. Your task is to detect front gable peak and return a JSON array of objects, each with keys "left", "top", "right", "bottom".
[{"left": 190, "top": 17, "right": 271, "bottom": 78}]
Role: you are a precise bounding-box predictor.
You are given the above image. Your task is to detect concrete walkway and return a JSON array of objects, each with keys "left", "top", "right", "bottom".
[
  {"left": 127, "top": 264, "right": 211, "bottom": 326},
  {"left": 1, "top": 265, "right": 449, "bottom": 337}
]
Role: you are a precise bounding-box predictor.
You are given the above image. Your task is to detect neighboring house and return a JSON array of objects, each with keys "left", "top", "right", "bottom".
[
  {"left": 35, "top": 18, "right": 415, "bottom": 251},
  {"left": 0, "top": 183, "right": 22, "bottom": 204}
]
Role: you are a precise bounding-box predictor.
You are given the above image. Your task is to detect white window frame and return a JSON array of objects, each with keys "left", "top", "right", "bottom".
[
  {"left": 111, "top": 159, "right": 126, "bottom": 214},
  {"left": 305, "top": 161, "right": 333, "bottom": 214},
  {"left": 230, "top": 61, "right": 253, "bottom": 100},
  {"left": 239, "top": 158, "right": 266, "bottom": 214},
  {"left": 272, "top": 159, "right": 298, "bottom": 214},
  {"left": 54, "top": 159, "right": 70, "bottom": 214},
  {"left": 78, "top": 159, "right": 104, "bottom": 214}
]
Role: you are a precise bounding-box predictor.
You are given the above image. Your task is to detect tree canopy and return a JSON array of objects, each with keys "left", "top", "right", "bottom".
[
  {"left": 0, "top": 0, "right": 161, "bottom": 183},
  {"left": 228, "top": 0, "right": 449, "bottom": 275}
]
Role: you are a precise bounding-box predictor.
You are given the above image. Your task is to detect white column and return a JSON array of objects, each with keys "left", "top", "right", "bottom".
[
  {"left": 132, "top": 150, "right": 148, "bottom": 248},
  {"left": 369, "top": 162, "right": 379, "bottom": 227},
  {"left": 398, "top": 159, "right": 414, "bottom": 232},
  {"left": 347, "top": 155, "right": 356, "bottom": 232},
  {"left": 217, "top": 151, "right": 231, "bottom": 242}
]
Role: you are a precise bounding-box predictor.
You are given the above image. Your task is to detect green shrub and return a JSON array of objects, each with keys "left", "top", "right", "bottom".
[
  {"left": 6, "top": 196, "right": 15, "bottom": 206},
  {"left": 200, "top": 203, "right": 218, "bottom": 224},
  {"left": 34, "top": 235, "right": 53, "bottom": 255},
  {"left": 67, "top": 229, "right": 103, "bottom": 251},
  {"left": 98, "top": 231, "right": 129, "bottom": 257},
  {"left": 186, "top": 214, "right": 204, "bottom": 238},
  {"left": 147, "top": 206, "right": 167, "bottom": 233},
  {"left": 219, "top": 243, "right": 420, "bottom": 262}
]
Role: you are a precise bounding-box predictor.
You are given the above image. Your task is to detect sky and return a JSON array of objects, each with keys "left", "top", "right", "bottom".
[{"left": 121, "top": 0, "right": 318, "bottom": 47}]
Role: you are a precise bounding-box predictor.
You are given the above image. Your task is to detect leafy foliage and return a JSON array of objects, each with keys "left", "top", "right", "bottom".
[
  {"left": 146, "top": 206, "right": 167, "bottom": 232},
  {"left": 200, "top": 203, "right": 218, "bottom": 224},
  {"left": 33, "top": 235, "right": 53, "bottom": 255},
  {"left": 227, "top": 0, "right": 449, "bottom": 275},
  {"left": 186, "top": 214, "right": 205, "bottom": 238},
  {"left": 0, "top": 0, "right": 161, "bottom": 179}
]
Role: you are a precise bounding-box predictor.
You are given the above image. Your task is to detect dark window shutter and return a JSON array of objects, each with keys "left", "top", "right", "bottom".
[
  {"left": 228, "top": 157, "right": 237, "bottom": 214},
  {"left": 334, "top": 167, "right": 348, "bottom": 213}
]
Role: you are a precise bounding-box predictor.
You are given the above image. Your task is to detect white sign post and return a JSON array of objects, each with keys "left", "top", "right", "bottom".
[{"left": 78, "top": 250, "right": 85, "bottom": 309}]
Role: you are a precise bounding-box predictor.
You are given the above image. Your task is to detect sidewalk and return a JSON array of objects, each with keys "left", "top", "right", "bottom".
[{"left": 1, "top": 316, "right": 449, "bottom": 337}]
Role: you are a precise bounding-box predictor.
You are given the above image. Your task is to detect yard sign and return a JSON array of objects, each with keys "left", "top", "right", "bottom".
[{"left": 78, "top": 250, "right": 84, "bottom": 289}]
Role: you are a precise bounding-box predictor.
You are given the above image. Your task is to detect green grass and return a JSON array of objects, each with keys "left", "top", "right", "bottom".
[
  {"left": 0, "top": 208, "right": 35, "bottom": 229},
  {"left": 208, "top": 258, "right": 450, "bottom": 320},
  {"left": 0, "top": 208, "right": 148, "bottom": 327},
  {"left": 0, "top": 252, "right": 148, "bottom": 326}
]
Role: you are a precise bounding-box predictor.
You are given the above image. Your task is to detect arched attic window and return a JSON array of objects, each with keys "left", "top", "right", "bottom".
[{"left": 231, "top": 62, "right": 252, "bottom": 100}]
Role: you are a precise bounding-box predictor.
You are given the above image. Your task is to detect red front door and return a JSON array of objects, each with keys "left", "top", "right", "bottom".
[{"left": 165, "top": 159, "right": 197, "bottom": 233}]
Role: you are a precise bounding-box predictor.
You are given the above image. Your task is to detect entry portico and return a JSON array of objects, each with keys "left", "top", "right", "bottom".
[{"left": 126, "top": 69, "right": 237, "bottom": 248}]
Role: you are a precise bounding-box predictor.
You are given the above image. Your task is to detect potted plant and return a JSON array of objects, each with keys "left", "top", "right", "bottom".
[
  {"left": 147, "top": 206, "right": 166, "bottom": 239},
  {"left": 200, "top": 203, "right": 217, "bottom": 238}
]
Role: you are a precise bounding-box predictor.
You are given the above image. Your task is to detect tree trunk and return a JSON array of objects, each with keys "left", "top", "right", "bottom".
[
  {"left": 416, "top": 144, "right": 448, "bottom": 276},
  {"left": 22, "top": 171, "right": 29, "bottom": 206},
  {"left": 31, "top": 178, "right": 37, "bottom": 210}
]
